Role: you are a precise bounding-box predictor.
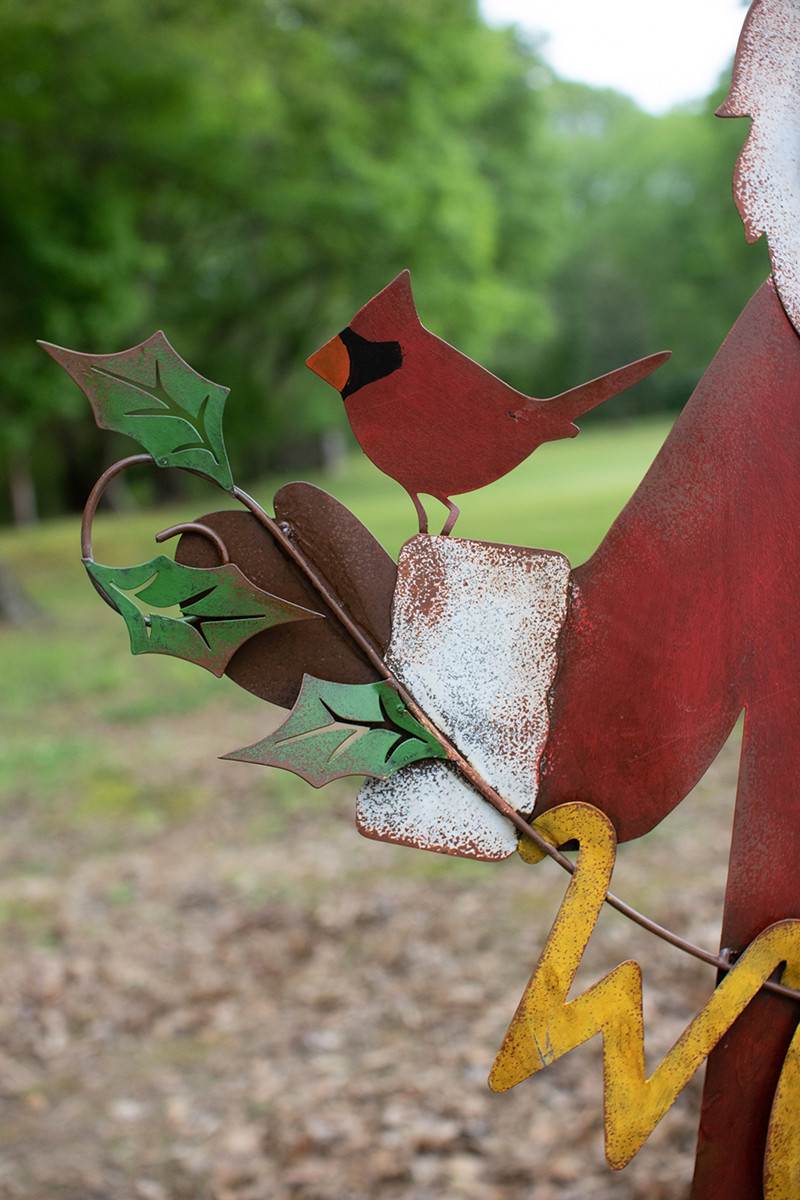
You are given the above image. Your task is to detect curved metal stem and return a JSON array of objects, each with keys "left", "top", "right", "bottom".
[
  {"left": 82, "top": 457, "right": 231, "bottom": 620},
  {"left": 233, "top": 486, "right": 393, "bottom": 680},
  {"left": 81, "top": 453, "right": 154, "bottom": 561},
  {"left": 155, "top": 522, "right": 230, "bottom": 564}
]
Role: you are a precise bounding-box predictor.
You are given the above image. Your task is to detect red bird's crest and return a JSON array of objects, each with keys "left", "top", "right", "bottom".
[{"left": 350, "top": 269, "right": 419, "bottom": 340}]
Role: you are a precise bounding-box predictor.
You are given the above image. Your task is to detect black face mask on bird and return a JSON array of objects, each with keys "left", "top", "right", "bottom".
[{"left": 306, "top": 326, "right": 402, "bottom": 400}]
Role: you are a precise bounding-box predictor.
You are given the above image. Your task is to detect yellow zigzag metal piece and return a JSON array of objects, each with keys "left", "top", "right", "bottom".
[{"left": 489, "top": 802, "right": 800, "bottom": 1196}]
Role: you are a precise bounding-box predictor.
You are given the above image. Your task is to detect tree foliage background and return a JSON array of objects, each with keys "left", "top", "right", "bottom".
[{"left": 0, "top": 0, "right": 769, "bottom": 524}]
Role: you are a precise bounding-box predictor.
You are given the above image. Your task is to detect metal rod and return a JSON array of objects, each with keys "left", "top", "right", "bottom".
[
  {"left": 155, "top": 521, "right": 231, "bottom": 564},
  {"left": 81, "top": 453, "right": 154, "bottom": 561},
  {"left": 231, "top": 482, "right": 800, "bottom": 1004},
  {"left": 82, "top": 458, "right": 231, "bottom": 621},
  {"left": 233, "top": 486, "right": 394, "bottom": 679}
]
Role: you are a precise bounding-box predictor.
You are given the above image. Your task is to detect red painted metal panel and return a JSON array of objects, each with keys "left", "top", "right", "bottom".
[{"left": 536, "top": 278, "right": 800, "bottom": 1198}]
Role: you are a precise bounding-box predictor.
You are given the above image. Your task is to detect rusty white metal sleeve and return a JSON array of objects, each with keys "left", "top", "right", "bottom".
[
  {"left": 358, "top": 761, "right": 520, "bottom": 860},
  {"left": 357, "top": 535, "right": 570, "bottom": 860},
  {"left": 724, "top": 0, "right": 800, "bottom": 336}
]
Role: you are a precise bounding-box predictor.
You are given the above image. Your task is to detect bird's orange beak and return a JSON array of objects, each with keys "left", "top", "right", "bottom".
[{"left": 306, "top": 334, "right": 350, "bottom": 392}]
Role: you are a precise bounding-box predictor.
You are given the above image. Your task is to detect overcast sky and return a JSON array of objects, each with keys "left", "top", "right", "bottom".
[{"left": 480, "top": 0, "right": 747, "bottom": 113}]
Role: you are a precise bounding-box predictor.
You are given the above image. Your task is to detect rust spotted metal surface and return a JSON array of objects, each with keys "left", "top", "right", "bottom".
[
  {"left": 357, "top": 535, "right": 570, "bottom": 860},
  {"left": 765, "top": 1005, "right": 800, "bottom": 1200},
  {"left": 49, "top": 5, "right": 800, "bottom": 1193}
]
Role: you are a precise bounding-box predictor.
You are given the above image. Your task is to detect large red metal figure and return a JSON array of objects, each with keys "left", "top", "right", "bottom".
[{"left": 535, "top": 3, "right": 800, "bottom": 1194}]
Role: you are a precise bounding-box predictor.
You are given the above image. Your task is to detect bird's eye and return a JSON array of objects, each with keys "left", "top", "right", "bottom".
[{"left": 340, "top": 327, "right": 403, "bottom": 399}]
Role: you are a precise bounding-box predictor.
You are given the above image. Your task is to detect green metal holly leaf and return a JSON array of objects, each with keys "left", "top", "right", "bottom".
[
  {"left": 39, "top": 332, "right": 234, "bottom": 490},
  {"left": 85, "top": 555, "right": 321, "bottom": 677},
  {"left": 223, "top": 675, "right": 447, "bottom": 787}
]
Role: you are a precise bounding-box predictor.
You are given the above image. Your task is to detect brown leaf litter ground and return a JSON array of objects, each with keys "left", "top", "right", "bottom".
[{"left": 0, "top": 695, "right": 741, "bottom": 1200}]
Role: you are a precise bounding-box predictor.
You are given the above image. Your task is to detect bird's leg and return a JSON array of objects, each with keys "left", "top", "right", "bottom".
[
  {"left": 440, "top": 499, "right": 460, "bottom": 537},
  {"left": 408, "top": 491, "right": 429, "bottom": 534}
]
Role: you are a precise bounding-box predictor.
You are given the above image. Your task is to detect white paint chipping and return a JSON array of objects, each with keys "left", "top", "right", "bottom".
[
  {"left": 357, "top": 536, "right": 570, "bottom": 861},
  {"left": 358, "top": 761, "right": 520, "bottom": 861},
  {"left": 722, "top": 0, "right": 800, "bottom": 336}
]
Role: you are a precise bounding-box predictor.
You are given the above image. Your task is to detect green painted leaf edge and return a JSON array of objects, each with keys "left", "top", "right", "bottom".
[
  {"left": 39, "top": 331, "right": 235, "bottom": 491},
  {"left": 84, "top": 555, "right": 321, "bottom": 677},
  {"left": 222, "top": 674, "right": 447, "bottom": 787}
]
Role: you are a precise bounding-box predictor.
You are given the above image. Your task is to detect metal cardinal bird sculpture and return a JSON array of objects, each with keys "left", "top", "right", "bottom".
[
  {"left": 306, "top": 270, "right": 670, "bottom": 533},
  {"left": 43, "top": 3, "right": 800, "bottom": 1198}
]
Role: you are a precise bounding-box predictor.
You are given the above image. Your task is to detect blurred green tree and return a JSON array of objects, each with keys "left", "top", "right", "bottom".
[
  {"left": 538, "top": 77, "right": 770, "bottom": 415},
  {"left": 0, "top": 0, "right": 772, "bottom": 524},
  {"left": 0, "top": 0, "right": 558, "bottom": 520}
]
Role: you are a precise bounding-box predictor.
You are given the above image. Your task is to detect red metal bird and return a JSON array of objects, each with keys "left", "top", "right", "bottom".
[{"left": 306, "top": 270, "right": 670, "bottom": 533}]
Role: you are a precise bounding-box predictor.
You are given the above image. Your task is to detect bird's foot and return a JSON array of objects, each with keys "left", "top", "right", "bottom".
[
  {"left": 409, "top": 492, "right": 429, "bottom": 535},
  {"left": 440, "top": 499, "right": 460, "bottom": 537}
]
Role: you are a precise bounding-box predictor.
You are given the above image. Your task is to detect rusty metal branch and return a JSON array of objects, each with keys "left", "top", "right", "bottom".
[
  {"left": 81, "top": 453, "right": 154, "bottom": 562},
  {"left": 155, "top": 521, "right": 230, "bottom": 564},
  {"left": 233, "top": 486, "right": 394, "bottom": 680},
  {"left": 81, "top": 457, "right": 231, "bottom": 621},
  {"left": 231, "top": 483, "right": 800, "bottom": 1004},
  {"left": 81, "top": 459, "right": 800, "bottom": 1003}
]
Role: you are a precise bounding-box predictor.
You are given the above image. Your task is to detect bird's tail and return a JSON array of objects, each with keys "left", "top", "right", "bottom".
[{"left": 544, "top": 351, "right": 671, "bottom": 426}]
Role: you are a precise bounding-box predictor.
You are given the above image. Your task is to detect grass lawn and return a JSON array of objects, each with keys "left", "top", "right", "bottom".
[
  {"left": 1, "top": 414, "right": 744, "bottom": 1200},
  {"left": 0, "top": 415, "right": 673, "bottom": 849}
]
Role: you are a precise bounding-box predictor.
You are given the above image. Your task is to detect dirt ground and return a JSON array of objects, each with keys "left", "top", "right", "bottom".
[{"left": 0, "top": 695, "right": 742, "bottom": 1200}]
